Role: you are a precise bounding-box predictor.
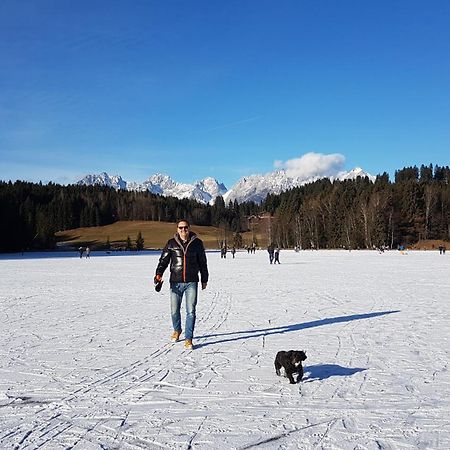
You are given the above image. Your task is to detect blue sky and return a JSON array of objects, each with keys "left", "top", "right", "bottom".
[{"left": 1, "top": 0, "right": 449, "bottom": 188}]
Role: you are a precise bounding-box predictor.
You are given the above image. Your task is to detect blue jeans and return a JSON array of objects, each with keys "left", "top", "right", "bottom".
[{"left": 170, "top": 282, "right": 198, "bottom": 340}]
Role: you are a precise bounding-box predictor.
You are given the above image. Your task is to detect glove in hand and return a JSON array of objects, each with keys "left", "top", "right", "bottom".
[{"left": 154, "top": 275, "right": 163, "bottom": 292}]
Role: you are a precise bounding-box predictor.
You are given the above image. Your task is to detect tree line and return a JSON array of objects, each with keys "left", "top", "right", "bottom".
[
  {"left": 264, "top": 164, "right": 450, "bottom": 249},
  {"left": 0, "top": 181, "right": 258, "bottom": 252},
  {"left": 1, "top": 164, "right": 449, "bottom": 252}
]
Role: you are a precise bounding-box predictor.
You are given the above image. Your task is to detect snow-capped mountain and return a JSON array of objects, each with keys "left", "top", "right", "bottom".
[
  {"left": 76, "top": 173, "right": 227, "bottom": 205},
  {"left": 76, "top": 172, "right": 128, "bottom": 190},
  {"left": 223, "top": 167, "right": 375, "bottom": 204},
  {"left": 336, "top": 167, "right": 375, "bottom": 182},
  {"left": 76, "top": 167, "right": 374, "bottom": 205},
  {"left": 222, "top": 171, "right": 294, "bottom": 205},
  {"left": 140, "top": 174, "right": 227, "bottom": 204}
]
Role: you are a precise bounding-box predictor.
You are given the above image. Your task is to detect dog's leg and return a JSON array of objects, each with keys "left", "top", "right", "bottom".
[
  {"left": 296, "top": 366, "right": 304, "bottom": 382},
  {"left": 274, "top": 361, "right": 281, "bottom": 376},
  {"left": 287, "top": 371, "right": 296, "bottom": 384}
]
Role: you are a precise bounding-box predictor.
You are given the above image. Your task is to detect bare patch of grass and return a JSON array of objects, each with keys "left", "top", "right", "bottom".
[
  {"left": 56, "top": 220, "right": 269, "bottom": 250},
  {"left": 409, "top": 239, "right": 449, "bottom": 250}
]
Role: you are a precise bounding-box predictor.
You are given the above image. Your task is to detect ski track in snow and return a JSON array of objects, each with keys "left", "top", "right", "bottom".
[{"left": 0, "top": 250, "right": 449, "bottom": 449}]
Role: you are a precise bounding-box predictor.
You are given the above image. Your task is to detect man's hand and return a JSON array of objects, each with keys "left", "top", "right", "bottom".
[
  {"left": 201, "top": 282, "right": 207, "bottom": 290},
  {"left": 154, "top": 275, "right": 163, "bottom": 292}
]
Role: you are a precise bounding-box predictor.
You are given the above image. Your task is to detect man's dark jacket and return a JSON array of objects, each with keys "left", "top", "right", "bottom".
[{"left": 156, "top": 232, "right": 209, "bottom": 283}]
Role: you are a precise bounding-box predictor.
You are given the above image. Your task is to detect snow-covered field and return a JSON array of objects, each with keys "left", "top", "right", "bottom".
[{"left": 1, "top": 249, "right": 449, "bottom": 449}]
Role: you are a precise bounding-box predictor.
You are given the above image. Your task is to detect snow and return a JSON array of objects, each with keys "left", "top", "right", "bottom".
[{"left": 1, "top": 249, "right": 449, "bottom": 449}]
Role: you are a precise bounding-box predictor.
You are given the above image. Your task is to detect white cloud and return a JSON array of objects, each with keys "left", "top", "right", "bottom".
[{"left": 275, "top": 152, "right": 346, "bottom": 181}]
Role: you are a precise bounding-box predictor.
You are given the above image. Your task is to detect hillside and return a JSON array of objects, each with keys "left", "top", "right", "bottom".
[{"left": 56, "top": 220, "right": 269, "bottom": 250}]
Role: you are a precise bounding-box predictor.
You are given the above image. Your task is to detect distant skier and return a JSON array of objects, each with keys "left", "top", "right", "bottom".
[
  {"left": 78, "top": 247, "right": 84, "bottom": 258},
  {"left": 86, "top": 247, "right": 91, "bottom": 258},
  {"left": 231, "top": 247, "right": 236, "bottom": 258}
]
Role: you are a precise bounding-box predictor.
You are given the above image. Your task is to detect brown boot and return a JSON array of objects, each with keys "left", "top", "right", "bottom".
[{"left": 170, "top": 330, "right": 182, "bottom": 342}]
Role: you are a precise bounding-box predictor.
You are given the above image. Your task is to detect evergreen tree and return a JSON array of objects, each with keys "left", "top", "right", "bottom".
[
  {"left": 233, "top": 231, "right": 243, "bottom": 248},
  {"left": 136, "top": 231, "right": 144, "bottom": 251},
  {"left": 126, "top": 235, "right": 132, "bottom": 250}
]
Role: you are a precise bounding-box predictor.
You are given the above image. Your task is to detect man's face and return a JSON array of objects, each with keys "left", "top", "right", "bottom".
[{"left": 177, "top": 221, "right": 190, "bottom": 240}]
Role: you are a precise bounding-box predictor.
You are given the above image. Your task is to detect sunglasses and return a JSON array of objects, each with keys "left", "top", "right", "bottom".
[{"left": 178, "top": 226, "right": 189, "bottom": 230}]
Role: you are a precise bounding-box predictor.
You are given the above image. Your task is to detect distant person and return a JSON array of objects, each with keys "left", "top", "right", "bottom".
[
  {"left": 443, "top": 246, "right": 447, "bottom": 255},
  {"left": 221, "top": 245, "right": 227, "bottom": 259},
  {"left": 78, "top": 247, "right": 84, "bottom": 258},
  {"left": 274, "top": 247, "right": 281, "bottom": 264},
  {"left": 231, "top": 247, "right": 236, "bottom": 258},
  {"left": 86, "top": 247, "right": 91, "bottom": 258},
  {"left": 439, "top": 245, "right": 443, "bottom": 255},
  {"left": 154, "top": 220, "right": 208, "bottom": 350},
  {"left": 267, "top": 243, "right": 275, "bottom": 264},
  {"left": 251, "top": 242, "right": 256, "bottom": 254}
]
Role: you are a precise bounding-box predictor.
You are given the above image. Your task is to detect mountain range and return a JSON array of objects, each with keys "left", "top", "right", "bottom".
[{"left": 76, "top": 167, "right": 375, "bottom": 204}]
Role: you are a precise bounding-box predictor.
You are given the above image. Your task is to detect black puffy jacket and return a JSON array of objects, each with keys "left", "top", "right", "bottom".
[{"left": 156, "top": 232, "right": 209, "bottom": 283}]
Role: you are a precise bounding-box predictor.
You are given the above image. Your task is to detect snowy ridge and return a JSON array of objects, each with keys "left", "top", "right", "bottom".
[
  {"left": 76, "top": 167, "right": 374, "bottom": 204},
  {"left": 223, "top": 167, "right": 375, "bottom": 204},
  {"left": 222, "top": 171, "right": 294, "bottom": 204},
  {"left": 76, "top": 172, "right": 128, "bottom": 190},
  {"left": 77, "top": 173, "right": 228, "bottom": 205},
  {"left": 336, "top": 167, "right": 375, "bottom": 182}
]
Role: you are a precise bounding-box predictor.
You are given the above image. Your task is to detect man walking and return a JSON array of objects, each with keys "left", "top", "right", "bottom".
[
  {"left": 154, "top": 220, "right": 208, "bottom": 350},
  {"left": 274, "top": 246, "right": 280, "bottom": 264},
  {"left": 267, "top": 243, "right": 275, "bottom": 264}
]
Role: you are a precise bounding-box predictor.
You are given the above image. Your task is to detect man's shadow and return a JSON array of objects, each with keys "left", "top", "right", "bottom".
[
  {"left": 195, "top": 310, "right": 399, "bottom": 349},
  {"left": 303, "top": 364, "right": 366, "bottom": 381}
]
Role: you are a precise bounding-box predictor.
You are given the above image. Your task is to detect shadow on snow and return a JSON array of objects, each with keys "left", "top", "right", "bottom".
[
  {"left": 303, "top": 364, "right": 366, "bottom": 381},
  {"left": 195, "top": 310, "right": 400, "bottom": 349}
]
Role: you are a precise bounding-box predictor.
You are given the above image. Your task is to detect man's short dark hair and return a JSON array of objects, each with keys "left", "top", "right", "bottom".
[{"left": 177, "top": 219, "right": 190, "bottom": 226}]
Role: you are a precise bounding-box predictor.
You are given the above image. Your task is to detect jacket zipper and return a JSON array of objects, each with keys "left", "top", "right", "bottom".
[{"left": 175, "top": 235, "right": 196, "bottom": 283}]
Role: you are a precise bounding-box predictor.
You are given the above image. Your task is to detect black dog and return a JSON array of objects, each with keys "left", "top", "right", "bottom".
[{"left": 275, "top": 350, "right": 307, "bottom": 384}]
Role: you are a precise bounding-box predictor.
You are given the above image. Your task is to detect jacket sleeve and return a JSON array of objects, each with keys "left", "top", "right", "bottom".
[
  {"left": 197, "top": 241, "right": 209, "bottom": 283},
  {"left": 156, "top": 242, "right": 171, "bottom": 276}
]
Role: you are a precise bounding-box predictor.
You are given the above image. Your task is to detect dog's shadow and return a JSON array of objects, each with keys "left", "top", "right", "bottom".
[{"left": 303, "top": 364, "right": 366, "bottom": 381}]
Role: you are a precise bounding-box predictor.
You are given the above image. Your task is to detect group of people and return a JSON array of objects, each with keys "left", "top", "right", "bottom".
[
  {"left": 245, "top": 243, "right": 257, "bottom": 254},
  {"left": 220, "top": 245, "right": 236, "bottom": 259},
  {"left": 267, "top": 243, "right": 281, "bottom": 264},
  {"left": 438, "top": 245, "right": 447, "bottom": 255},
  {"left": 78, "top": 246, "right": 91, "bottom": 258}
]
